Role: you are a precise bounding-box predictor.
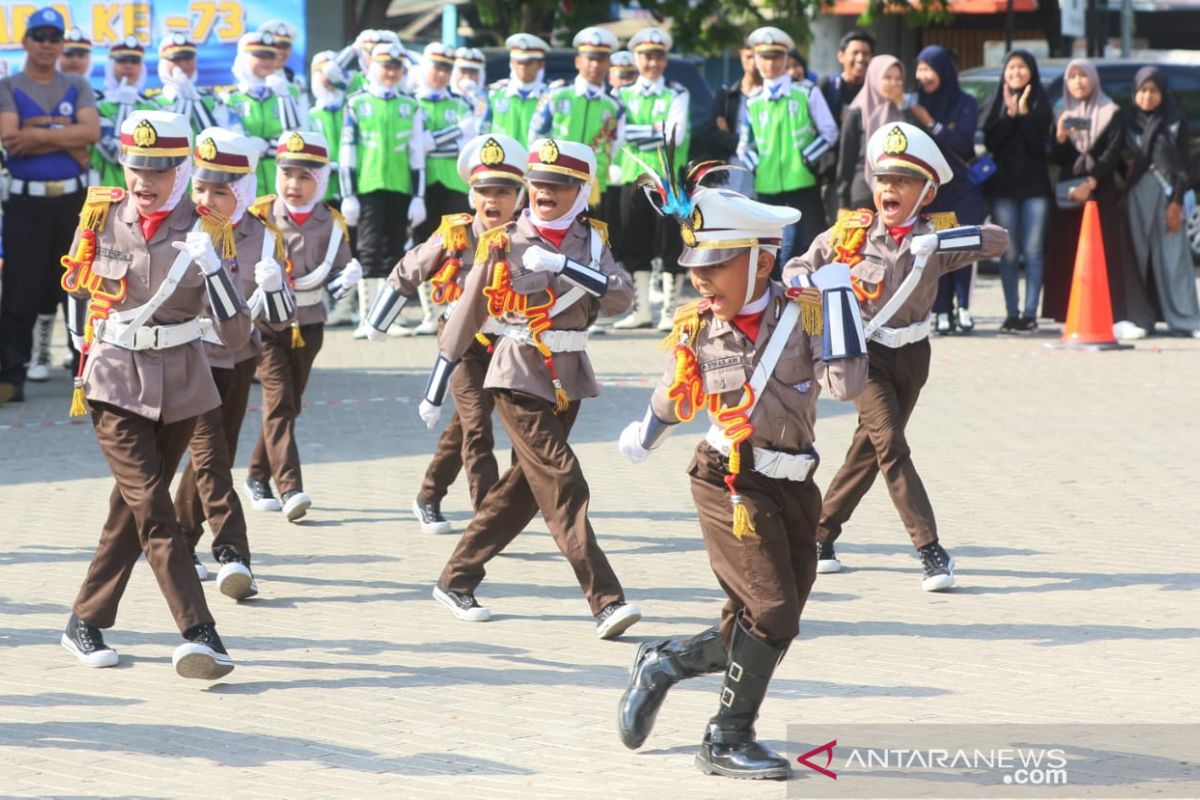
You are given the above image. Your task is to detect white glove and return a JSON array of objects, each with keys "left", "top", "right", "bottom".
[
  {"left": 173, "top": 232, "right": 222, "bottom": 276},
  {"left": 366, "top": 327, "right": 388, "bottom": 343},
  {"left": 521, "top": 245, "right": 565, "bottom": 274},
  {"left": 322, "top": 61, "right": 349, "bottom": 90},
  {"left": 254, "top": 258, "right": 284, "bottom": 292},
  {"left": 911, "top": 233, "right": 938, "bottom": 258},
  {"left": 265, "top": 73, "right": 291, "bottom": 97},
  {"left": 408, "top": 195, "right": 427, "bottom": 229},
  {"left": 339, "top": 258, "right": 363, "bottom": 289},
  {"left": 112, "top": 79, "right": 139, "bottom": 106},
  {"left": 418, "top": 399, "right": 441, "bottom": 430},
  {"left": 608, "top": 164, "right": 622, "bottom": 185},
  {"left": 341, "top": 195, "right": 361, "bottom": 226},
  {"left": 618, "top": 420, "right": 651, "bottom": 464}
]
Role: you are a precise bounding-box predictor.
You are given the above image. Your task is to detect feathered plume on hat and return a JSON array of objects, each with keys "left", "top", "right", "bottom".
[{"left": 628, "top": 128, "right": 744, "bottom": 242}]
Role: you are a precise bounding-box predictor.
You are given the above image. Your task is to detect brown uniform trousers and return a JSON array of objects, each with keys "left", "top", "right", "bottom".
[
  {"left": 173, "top": 357, "right": 257, "bottom": 561},
  {"left": 248, "top": 323, "right": 324, "bottom": 495},
  {"left": 418, "top": 333, "right": 497, "bottom": 510},
  {"left": 439, "top": 390, "right": 625, "bottom": 615},
  {"left": 74, "top": 402, "right": 213, "bottom": 633},
  {"left": 818, "top": 339, "right": 936, "bottom": 549},
  {"left": 690, "top": 443, "right": 821, "bottom": 649}
]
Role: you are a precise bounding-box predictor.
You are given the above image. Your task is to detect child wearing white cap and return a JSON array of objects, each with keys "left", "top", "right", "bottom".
[{"left": 484, "top": 33, "right": 550, "bottom": 148}]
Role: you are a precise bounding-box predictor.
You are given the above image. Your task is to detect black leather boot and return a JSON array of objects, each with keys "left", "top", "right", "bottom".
[
  {"left": 695, "top": 617, "right": 791, "bottom": 780},
  {"left": 618, "top": 626, "right": 726, "bottom": 749}
]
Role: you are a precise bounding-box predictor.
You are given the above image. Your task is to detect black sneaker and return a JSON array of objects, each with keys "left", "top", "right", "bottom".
[
  {"left": 1014, "top": 316, "right": 1038, "bottom": 333},
  {"left": 918, "top": 542, "right": 956, "bottom": 592},
  {"left": 280, "top": 489, "right": 312, "bottom": 522},
  {"left": 243, "top": 477, "right": 281, "bottom": 512},
  {"left": 173, "top": 623, "right": 235, "bottom": 680},
  {"left": 191, "top": 549, "right": 209, "bottom": 581},
  {"left": 412, "top": 497, "right": 452, "bottom": 534},
  {"left": 433, "top": 581, "right": 491, "bottom": 621},
  {"left": 595, "top": 601, "right": 642, "bottom": 640},
  {"left": 61, "top": 613, "right": 119, "bottom": 668},
  {"left": 999, "top": 316, "right": 1018, "bottom": 334},
  {"left": 215, "top": 548, "right": 258, "bottom": 600},
  {"left": 816, "top": 540, "right": 843, "bottom": 574}
]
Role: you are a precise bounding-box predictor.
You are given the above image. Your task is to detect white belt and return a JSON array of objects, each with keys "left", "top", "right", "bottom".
[
  {"left": 97, "top": 318, "right": 206, "bottom": 351},
  {"left": 293, "top": 288, "right": 325, "bottom": 307},
  {"left": 868, "top": 316, "right": 932, "bottom": 349},
  {"left": 8, "top": 176, "right": 85, "bottom": 197},
  {"left": 480, "top": 317, "right": 502, "bottom": 335},
  {"left": 493, "top": 324, "right": 588, "bottom": 352},
  {"left": 704, "top": 425, "right": 816, "bottom": 482}
]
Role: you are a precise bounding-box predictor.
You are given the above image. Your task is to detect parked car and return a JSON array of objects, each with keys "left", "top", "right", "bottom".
[{"left": 960, "top": 59, "right": 1200, "bottom": 260}]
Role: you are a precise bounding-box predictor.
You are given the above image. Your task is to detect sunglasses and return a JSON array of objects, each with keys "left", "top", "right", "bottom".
[{"left": 29, "top": 30, "right": 64, "bottom": 44}]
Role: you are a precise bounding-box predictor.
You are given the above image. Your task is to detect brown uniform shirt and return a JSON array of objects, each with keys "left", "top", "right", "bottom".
[
  {"left": 203, "top": 215, "right": 273, "bottom": 369},
  {"left": 269, "top": 198, "right": 352, "bottom": 326},
  {"left": 73, "top": 197, "right": 252, "bottom": 423},
  {"left": 438, "top": 213, "right": 634, "bottom": 405},
  {"left": 387, "top": 215, "right": 486, "bottom": 296},
  {"left": 650, "top": 283, "right": 868, "bottom": 454},
  {"left": 783, "top": 217, "right": 1008, "bottom": 327}
]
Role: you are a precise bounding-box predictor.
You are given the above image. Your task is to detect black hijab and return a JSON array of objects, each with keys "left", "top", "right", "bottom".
[
  {"left": 1128, "top": 66, "right": 1187, "bottom": 185},
  {"left": 981, "top": 49, "right": 1050, "bottom": 129}
]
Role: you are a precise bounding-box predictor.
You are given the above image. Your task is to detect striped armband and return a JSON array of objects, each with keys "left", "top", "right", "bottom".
[
  {"left": 423, "top": 354, "right": 456, "bottom": 405},
  {"left": 325, "top": 272, "right": 351, "bottom": 301},
  {"left": 431, "top": 126, "right": 463, "bottom": 146},
  {"left": 742, "top": 148, "right": 760, "bottom": 169},
  {"left": 638, "top": 406, "right": 675, "bottom": 450},
  {"left": 935, "top": 226, "right": 984, "bottom": 252},
  {"left": 366, "top": 283, "right": 408, "bottom": 333},
  {"left": 560, "top": 257, "right": 608, "bottom": 297},
  {"left": 821, "top": 285, "right": 868, "bottom": 361},
  {"left": 204, "top": 269, "right": 242, "bottom": 321},
  {"left": 802, "top": 136, "right": 834, "bottom": 166},
  {"left": 67, "top": 294, "right": 89, "bottom": 338},
  {"left": 262, "top": 287, "right": 292, "bottom": 324}
]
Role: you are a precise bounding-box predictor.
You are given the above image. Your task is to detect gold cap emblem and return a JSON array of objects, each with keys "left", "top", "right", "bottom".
[
  {"left": 197, "top": 137, "right": 218, "bottom": 161},
  {"left": 286, "top": 132, "right": 306, "bottom": 152},
  {"left": 681, "top": 206, "right": 702, "bottom": 247},
  {"left": 538, "top": 139, "right": 559, "bottom": 164},
  {"left": 132, "top": 120, "right": 157, "bottom": 148},
  {"left": 480, "top": 137, "right": 505, "bottom": 167},
  {"left": 884, "top": 125, "right": 908, "bottom": 155}
]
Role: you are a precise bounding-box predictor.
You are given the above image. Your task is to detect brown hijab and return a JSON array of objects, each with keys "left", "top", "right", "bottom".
[{"left": 849, "top": 55, "right": 904, "bottom": 139}]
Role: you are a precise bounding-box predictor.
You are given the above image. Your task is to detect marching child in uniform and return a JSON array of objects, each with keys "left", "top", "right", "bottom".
[
  {"left": 242, "top": 131, "right": 359, "bottom": 522},
  {"left": 365, "top": 134, "right": 527, "bottom": 534},
  {"left": 420, "top": 138, "right": 642, "bottom": 639},
  {"left": 615, "top": 177, "right": 869, "bottom": 779},
  {"left": 783, "top": 122, "right": 1008, "bottom": 589},
  {"left": 172, "top": 127, "right": 292, "bottom": 599},
  {"left": 60, "top": 110, "right": 251, "bottom": 679}
]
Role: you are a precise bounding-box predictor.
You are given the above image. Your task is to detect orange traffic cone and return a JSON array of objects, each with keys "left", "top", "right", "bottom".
[{"left": 1057, "top": 200, "right": 1128, "bottom": 350}]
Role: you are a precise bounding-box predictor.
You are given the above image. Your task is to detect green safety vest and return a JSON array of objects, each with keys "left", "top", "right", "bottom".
[
  {"left": 310, "top": 104, "right": 344, "bottom": 200},
  {"left": 344, "top": 92, "right": 418, "bottom": 195},
  {"left": 419, "top": 95, "right": 471, "bottom": 193},
  {"left": 485, "top": 81, "right": 542, "bottom": 148},
  {"left": 92, "top": 96, "right": 157, "bottom": 189},
  {"left": 745, "top": 85, "right": 818, "bottom": 194},
  {"left": 224, "top": 87, "right": 303, "bottom": 195},
  {"left": 615, "top": 82, "right": 690, "bottom": 186},
  {"left": 541, "top": 82, "right": 622, "bottom": 193}
]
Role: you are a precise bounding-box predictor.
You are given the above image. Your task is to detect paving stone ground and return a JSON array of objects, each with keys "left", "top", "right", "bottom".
[{"left": 1, "top": 274, "right": 1197, "bottom": 798}]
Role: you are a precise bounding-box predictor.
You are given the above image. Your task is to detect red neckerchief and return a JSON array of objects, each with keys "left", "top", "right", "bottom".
[
  {"left": 731, "top": 307, "right": 766, "bottom": 342},
  {"left": 534, "top": 224, "right": 568, "bottom": 249},
  {"left": 888, "top": 223, "right": 914, "bottom": 246},
  {"left": 139, "top": 210, "right": 171, "bottom": 241},
  {"left": 290, "top": 210, "right": 312, "bottom": 227}
]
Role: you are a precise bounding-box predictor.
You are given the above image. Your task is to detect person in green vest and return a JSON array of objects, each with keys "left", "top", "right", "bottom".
[
  {"left": 610, "top": 28, "right": 691, "bottom": 332},
  {"left": 737, "top": 26, "right": 839, "bottom": 267},
  {"left": 310, "top": 49, "right": 356, "bottom": 326},
  {"left": 410, "top": 41, "right": 475, "bottom": 335},
  {"left": 220, "top": 31, "right": 307, "bottom": 196},
  {"left": 529, "top": 26, "right": 624, "bottom": 212},
  {"left": 340, "top": 42, "right": 426, "bottom": 339},
  {"left": 452, "top": 47, "right": 488, "bottom": 125},
  {"left": 92, "top": 36, "right": 155, "bottom": 189},
  {"left": 155, "top": 32, "right": 241, "bottom": 136},
  {"left": 484, "top": 33, "right": 550, "bottom": 149},
  {"left": 596, "top": 50, "right": 636, "bottom": 325}
]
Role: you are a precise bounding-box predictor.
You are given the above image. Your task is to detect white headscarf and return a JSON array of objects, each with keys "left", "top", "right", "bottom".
[
  {"left": 232, "top": 50, "right": 264, "bottom": 94},
  {"left": 276, "top": 163, "right": 331, "bottom": 215},
  {"left": 104, "top": 58, "right": 146, "bottom": 96},
  {"left": 229, "top": 171, "right": 258, "bottom": 225},
  {"left": 163, "top": 159, "right": 194, "bottom": 214},
  {"left": 367, "top": 59, "right": 402, "bottom": 99},
  {"left": 522, "top": 181, "right": 592, "bottom": 231}
]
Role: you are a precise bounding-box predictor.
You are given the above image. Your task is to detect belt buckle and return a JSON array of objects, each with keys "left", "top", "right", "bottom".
[
  {"left": 133, "top": 327, "right": 156, "bottom": 350},
  {"left": 44, "top": 180, "right": 64, "bottom": 198}
]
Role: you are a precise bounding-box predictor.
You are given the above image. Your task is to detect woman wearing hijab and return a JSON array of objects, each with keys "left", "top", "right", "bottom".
[
  {"left": 836, "top": 54, "right": 904, "bottom": 211},
  {"left": 981, "top": 50, "right": 1053, "bottom": 333},
  {"left": 910, "top": 45, "right": 987, "bottom": 334},
  {"left": 1116, "top": 67, "right": 1200, "bottom": 338},
  {"left": 1043, "top": 59, "right": 1124, "bottom": 323}
]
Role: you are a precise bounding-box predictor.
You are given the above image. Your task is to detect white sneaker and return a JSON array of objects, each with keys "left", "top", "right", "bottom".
[
  {"left": 243, "top": 478, "right": 282, "bottom": 512},
  {"left": 281, "top": 490, "right": 312, "bottom": 522},
  {"left": 1113, "top": 320, "right": 1147, "bottom": 341},
  {"left": 191, "top": 551, "right": 209, "bottom": 581},
  {"left": 815, "top": 542, "right": 843, "bottom": 574},
  {"left": 352, "top": 323, "right": 371, "bottom": 340},
  {"left": 216, "top": 559, "right": 258, "bottom": 600},
  {"left": 596, "top": 601, "right": 641, "bottom": 639},
  {"left": 172, "top": 626, "right": 235, "bottom": 680},
  {"left": 955, "top": 307, "right": 975, "bottom": 331},
  {"left": 433, "top": 583, "right": 492, "bottom": 622},
  {"left": 412, "top": 317, "right": 440, "bottom": 336},
  {"left": 26, "top": 362, "right": 50, "bottom": 382},
  {"left": 387, "top": 322, "right": 415, "bottom": 337},
  {"left": 935, "top": 313, "right": 952, "bottom": 334}
]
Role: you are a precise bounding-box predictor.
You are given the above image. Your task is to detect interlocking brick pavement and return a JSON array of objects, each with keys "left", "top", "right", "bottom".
[{"left": 1, "top": 275, "right": 1197, "bottom": 798}]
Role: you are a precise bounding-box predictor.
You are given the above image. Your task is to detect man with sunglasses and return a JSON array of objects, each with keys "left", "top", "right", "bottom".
[{"left": 0, "top": 7, "right": 100, "bottom": 405}]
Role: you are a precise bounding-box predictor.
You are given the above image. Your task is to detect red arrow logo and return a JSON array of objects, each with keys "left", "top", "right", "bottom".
[{"left": 797, "top": 739, "right": 838, "bottom": 779}]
